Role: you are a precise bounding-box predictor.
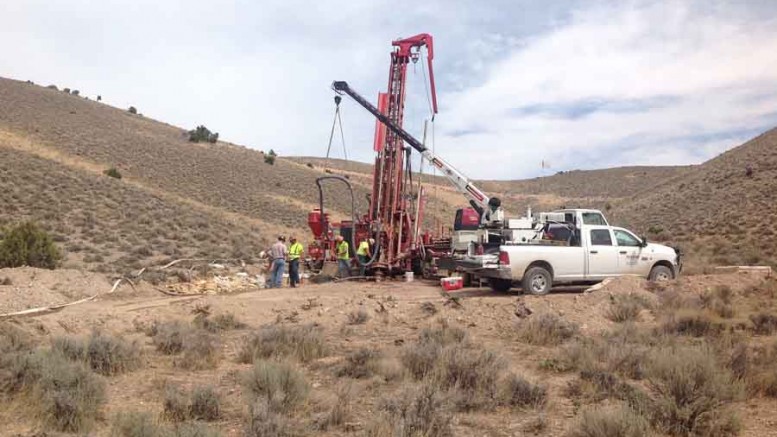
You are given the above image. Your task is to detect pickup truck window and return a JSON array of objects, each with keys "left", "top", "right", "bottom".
[
  {"left": 614, "top": 230, "right": 641, "bottom": 247},
  {"left": 590, "top": 229, "right": 613, "bottom": 246},
  {"left": 582, "top": 212, "right": 607, "bottom": 226}
]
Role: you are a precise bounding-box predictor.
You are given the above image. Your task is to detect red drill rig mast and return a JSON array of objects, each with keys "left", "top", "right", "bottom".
[
  {"left": 370, "top": 33, "right": 438, "bottom": 272},
  {"left": 307, "top": 34, "right": 438, "bottom": 276}
]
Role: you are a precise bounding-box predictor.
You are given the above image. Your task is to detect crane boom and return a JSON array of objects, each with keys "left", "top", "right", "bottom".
[{"left": 332, "top": 80, "right": 493, "bottom": 212}]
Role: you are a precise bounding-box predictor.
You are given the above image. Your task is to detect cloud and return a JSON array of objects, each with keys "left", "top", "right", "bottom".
[{"left": 1, "top": 0, "right": 776, "bottom": 180}]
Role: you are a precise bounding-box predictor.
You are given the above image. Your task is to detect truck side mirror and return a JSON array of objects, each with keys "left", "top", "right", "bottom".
[{"left": 640, "top": 236, "right": 648, "bottom": 247}]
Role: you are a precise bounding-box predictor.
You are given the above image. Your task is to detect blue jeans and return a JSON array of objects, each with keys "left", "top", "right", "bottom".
[
  {"left": 289, "top": 259, "right": 300, "bottom": 287},
  {"left": 270, "top": 259, "right": 285, "bottom": 288},
  {"left": 338, "top": 259, "right": 350, "bottom": 278},
  {"left": 357, "top": 255, "right": 368, "bottom": 276}
]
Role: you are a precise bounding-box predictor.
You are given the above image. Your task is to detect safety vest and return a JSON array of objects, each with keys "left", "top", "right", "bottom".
[
  {"left": 356, "top": 241, "right": 370, "bottom": 256},
  {"left": 289, "top": 242, "right": 304, "bottom": 260},
  {"left": 336, "top": 241, "right": 350, "bottom": 260}
]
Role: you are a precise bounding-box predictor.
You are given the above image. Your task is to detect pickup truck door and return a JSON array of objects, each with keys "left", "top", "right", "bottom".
[
  {"left": 585, "top": 227, "right": 620, "bottom": 279},
  {"left": 613, "top": 228, "right": 645, "bottom": 275}
]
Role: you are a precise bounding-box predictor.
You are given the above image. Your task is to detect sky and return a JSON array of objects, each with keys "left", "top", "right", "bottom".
[{"left": 2, "top": 0, "right": 777, "bottom": 180}]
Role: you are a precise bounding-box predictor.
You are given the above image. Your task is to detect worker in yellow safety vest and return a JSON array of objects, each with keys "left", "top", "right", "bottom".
[
  {"left": 288, "top": 236, "right": 304, "bottom": 287},
  {"left": 356, "top": 238, "right": 374, "bottom": 276},
  {"left": 335, "top": 235, "right": 350, "bottom": 278}
]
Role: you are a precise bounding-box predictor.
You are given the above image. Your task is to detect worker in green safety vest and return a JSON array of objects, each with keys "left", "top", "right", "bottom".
[
  {"left": 356, "top": 238, "right": 374, "bottom": 276},
  {"left": 335, "top": 235, "right": 350, "bottom": 278},
  {"left": 288, "top": 236, "right": 304, "bottom": 288}
]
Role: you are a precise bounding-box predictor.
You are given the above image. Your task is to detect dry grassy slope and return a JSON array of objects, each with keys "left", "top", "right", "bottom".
[
  {"left": 0, "top": 78, "right": 369, "bottom": 234},
  {"left": 613, "top": 127, "right": 777, "bottom": 268}
]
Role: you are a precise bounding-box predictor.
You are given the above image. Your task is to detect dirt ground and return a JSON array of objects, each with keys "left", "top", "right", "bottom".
[{"left": 2, "top": 267, "right": 776, "bottom": 436}]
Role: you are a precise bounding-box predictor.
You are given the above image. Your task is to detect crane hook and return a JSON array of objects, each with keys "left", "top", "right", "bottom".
[{"left": 334, "top": 95, "right": 342, "bottom": 106}]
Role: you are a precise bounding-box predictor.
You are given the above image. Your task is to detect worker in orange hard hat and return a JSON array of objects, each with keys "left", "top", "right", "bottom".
[
  {"left": 335, "top": 235, "right": 350, "bottom": 278},
  {"left": 356, "top": 238, "right": 374, "bottom": 276}
]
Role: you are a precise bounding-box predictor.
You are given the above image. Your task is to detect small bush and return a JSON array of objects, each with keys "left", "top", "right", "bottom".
[
  {"left": 662, "top": 310, "right": 725, "bottom": 337},
  {"left": 53, "top": 332, "right": 142, "bottom": 376},
  {"left": 645, "top": 347, "right": 741, "bottom": 436},
  {"left": 176, "top": 423, "right": 221, "bottom": 437},
  {"left": 238, "top": 324, "right": 327, "bottom": 364},
  {"left": 163, "top": 385, "right": 189, "bottom": 422},
  {"left": 71, "top": 89, "right": 80, "bottom": 96},
  {"left": 567, "top": 406, "right": 649, "bottom": 437},
  {"left": 517, "top": 313, "right": 578, "bottom": 345},
  {"left": 194, "top": 312, "right": 247, "bottom": 333},
  {"left": 606, "top": 294, "right": 652, "bottom": 322},
  {"left": 128, "top": 106, "right": 137, "bottom": 114},
  {"left": 366, "top": 384, "right": 453, "bottom": 437},
  {"left": 104, "top": 167, "right": 123, "bottom": 179},
  {"left": 264, "top": 149, "right": 277, "bottom": 165},
  {"left": 499, "top": 374, "right": 547, "bottom": 409},
  {"left": 0, "top": 322, "right": 34, "bottom": 354},
  {"left": 314, "top": 383, "right": 352, "bottom": 430},
  {"left": 151, "top": 321, "right": 187, "bottom": 354},
  {"left": 346, "top": 308, "right": 370, "bottom": 325},
  {"left": 0, "top": 221, "right": 62, "bottom": 269},
  {"left": 242, "top": 360, "right": 309, "bottom": 413},
  {"left": 178, "top": 332, "right": 220, "bottom": 370},
  {"left": 701, "top": 286, "right": 735, "bottom": 318},
  {"left": 336, "top": 348, "right": 382, "bottom": 379},
  {"left": 111, "top": 411, "right": 164, "bottom": 437},
  {"left": 245, "top": 400, "right": 294, "bottom": 437},
  {"left": 750, "top": 312, "right": 777, "bottom": 335},
  {"left": 434, "top": 346, "right": 504, "bottom": 410},
  {"left": 190, "top": 385, "right": 221, "bottom": 421},
  {"left": 419, "top": 320, "right": 467, "bottom": 346},
  {"left": 188, "top": 125, "right": 219, "bottom": 143},
  {"left": 35, "top": 352, "right": 106, "bottom": 432}
]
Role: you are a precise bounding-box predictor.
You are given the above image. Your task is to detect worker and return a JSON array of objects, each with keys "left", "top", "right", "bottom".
[
  {"left": 268, "top": 235, "right": 287, "bottom": 288},
  {"left": 335, "top": 235, "right": 350, "bottom": 278},
  {"left": 288, "top": 236, "right": 304, "bottom": 288},
  {"left": 356, "top": 238, "right": 374, "bottom": 276}
]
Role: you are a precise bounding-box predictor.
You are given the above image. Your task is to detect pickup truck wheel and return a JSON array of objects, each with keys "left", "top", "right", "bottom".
[
  {"left": 648, "top": 265, "right": 673, "bottom": 282},
  {"left": 489, "top": 278, "right": 512, "bottom": 293},
  {"left": 522, "top": 267, "right": 552, "bottom": 295}
]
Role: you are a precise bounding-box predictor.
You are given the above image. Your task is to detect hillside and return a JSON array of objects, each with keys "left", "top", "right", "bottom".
[{"left": 611, "top": 127, "right": 777, "bottom": 269}]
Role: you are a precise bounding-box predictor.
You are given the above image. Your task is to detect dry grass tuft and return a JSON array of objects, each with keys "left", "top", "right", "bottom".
[
  {"left": 111, "top": 411, "right": 163, "bottom": 437},
  {"left": 238, "top": 324, "right": 327, "bottom": 364},
  {"left": 662, "top": 310, "right": 725, "bottom": 337},
  {"left": 517, "top": 313, "right": 579, "bottom": 346},
  {"left": 366, "top": 384, "right": 453, "bottom": 437},
  {"left": 242, "top": 360, "right": 309, "bottom": 413},
  {"left": 163, "top": 385, "right": 190, "bottom": 422},
  {"left": 499, "top": 374, "right": 547, "bottom": 409},
  {"left": 606, "top": 294, "right": 652, "bottom": 322},
  {"left": 749, "top": 312, "right": 777, "bottom": 335},
  {"left": 151, "top": 321, "right": 188, "bottom": 355},
  {"left": 245, "top": 400, "right": 294, "bottom": 437},
  {"left": 189, "top": 385, "right": 222, "bottom": 421},
  {"left": 336, "top": 348, "right": 382, "bottom": 379},
  {"left": 567, "top": 406, "right": 649, "bottom": 437},
  {"left": 645, "top": 346, "right": 742, "bottom": 436},
  {"left": 346, "top": 308, "right": 370, "bottom": 325},
  {"left": 701, "top": 285, "right": 735, "bottom": 319},
  {"left": 52, "top": 331, "right": 142, "bottom": 376},
  {"left": 177, "top": 332, "right": 220, "bottom": 370},
  {"left": 194, "top": 312, "right": 247, "bottom": 333},
  {"left": 0, "top": 321, "right": 35, "bottom": 354},
  {"left": 314, "top": 383, "right": 353, "bottom": 431}
]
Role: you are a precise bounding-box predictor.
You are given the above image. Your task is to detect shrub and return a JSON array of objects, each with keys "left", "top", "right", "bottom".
[
  {"left": 242, "top": 360, "right": 309, "bottom": 413},
  {"left": 0, "top": 322, "right": 34, "bottom": 354},
  {"left": 645, "top": 347, "right": 741, "bottom": 436},
  {"left": 346, "top": 308, "right": 370, "bottom": 325},
  {"left": 238, "top": 324, "right": 327, "bottom": 363},
  {"left": 47, "top": 84, "right": 58, "bottom": 90},
  {"left": 151, "top": 321, "right": 187, "bottom": 354},
  {"left": 517, "top": 313, "right": 578, "bottom": 345},
  {"left": 194, "top": 312, "right": 246, "bottom": 333},
  {"left": 111, "top": 411, "right": 163, "bottom": 437},
  {"left": 662, "top": 310, "right": 724, "bottom": 337},
  {"left": 178, "top": 332, "right": 220, "bottom": 370},
  {"left": 104, "top": 167, "right": 123, "bottom": 179},
  {"left": 245, "top": 400, "right": 294, "bottom": 437},
  {"left": 336, "top": 348, "right": 382, "bottom": 379},
  {"left": 71, "top": 89, "right": 80, "bottom": 96},
  {"left": 700, "top": 286, "right": 735, "bottom": 319},
  {"left": 0, "top": 221, "right": 62, "bottom": 269},
  {"left": 264, "top": 149, "right": 277, "bottom": 165},
  {"left": 567, "top": 406, "right": 649, "bottom": 437},
  {"left": 53, "top": 332, "right": 142, "bottom": 376},
  {"left": 366, "top": 384, "right": 453, "bottom": 437},
  {"left": 750, "top": 312, "right": 777, "bottom": 335},
  {"left": 401, "top": 321, "right": 469, "bottom": 380},
  {"left": 176, "top": 423, "right": 221, "bottom": 437},
  {"left": 163, "top": 385, "right": 189, "bottom": 422},
  {"left": 34, "top": 351, "right": 106, "bottom": 432},
  {"left": 314, "top": 383, "right": 352, "bottom": 430},
  {"left": 434, "top": 346, "right": 504, "bottom": 410},
  {"left": 190, "top": 385, "right": 221, "bottom": 421},
  {"left": 499, "top": 374, "right": 547, "bottom": 409},
  {"left": 63, "top": 87, "right": 71, "bottom": 93},
  {"left": 128, "top": 106, "right": 137, "bottom": 114},
  {"left": 188, "top": 125, "right": 219, "bottom": 143},
  {"left": 606, "top": 294, "right": 652, "bottom": 322}
]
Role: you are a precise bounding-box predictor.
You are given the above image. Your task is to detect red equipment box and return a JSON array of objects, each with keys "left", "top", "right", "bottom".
[{"left": 440, "top": 276, "right": 463, "bottom": 292}]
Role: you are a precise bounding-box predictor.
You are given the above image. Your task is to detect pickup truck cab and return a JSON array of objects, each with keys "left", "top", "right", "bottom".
[{"left": 457, "top": 209, "right": 681, "bottom": 294}]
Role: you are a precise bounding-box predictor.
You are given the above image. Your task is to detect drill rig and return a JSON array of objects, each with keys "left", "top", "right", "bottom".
[{"left": 308, "top": 33, "right": 503, "bottom": 277}]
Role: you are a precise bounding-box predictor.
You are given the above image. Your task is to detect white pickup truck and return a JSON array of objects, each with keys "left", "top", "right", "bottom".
[{"left": 457, "top": 209, "right": 681, "bottom": 295}]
